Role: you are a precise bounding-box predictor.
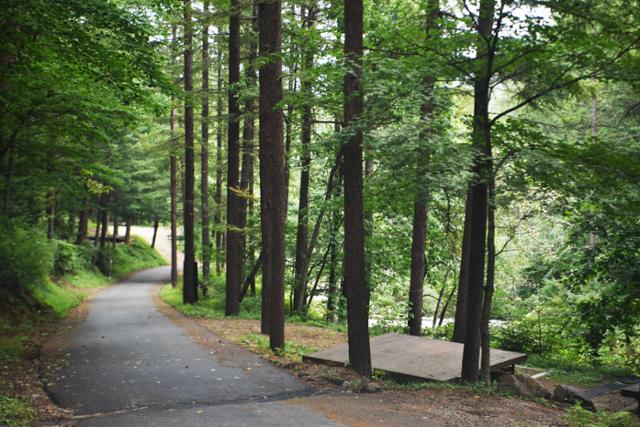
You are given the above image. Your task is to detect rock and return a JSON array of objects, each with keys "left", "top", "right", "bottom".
[
  {"left": 360, "top": 381, "right": 381, "bottom": 393},
  {"left": 328, "top": 377, "right": 345, "bottom": 386},
  {"left": 552, "top": 384, "right": 596, "bottom": 411},
  {"left": 498, "top": 374, "right": 551, "bottom": 400}
]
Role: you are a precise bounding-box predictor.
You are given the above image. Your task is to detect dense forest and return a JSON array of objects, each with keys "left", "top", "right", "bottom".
[{"left": 1, "top": 0, "right": 639, "bottom": 398}]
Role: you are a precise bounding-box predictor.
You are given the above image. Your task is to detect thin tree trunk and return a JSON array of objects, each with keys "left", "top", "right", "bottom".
[
  {"left": 239, "top": 0, "right": 257, "bottom": 296},
  {"left": 480, "top": 159, "right": 496, "bottom": 384},
  {"left": 439, "top": 279, "right": 456, "bottom": 327},
  {"left": 169, "top": 24, "right": 179, "bottom": 289},
  {"left": 461, "top": 0, "right": 495, "bottom": 383},
  {"left": 93, "top": 208, "right": 101, "bottom": 247},
  {"left": 76, "top": 198, "right": 89, "bottom": 244},
  {"left": 239, "top": 250, "right": 263, "bottom": 303},
  {"left": 201, "top": 1, "right": 211, "bottom": 294},
  {"left": 225, "top": 0, "right": 242, "bottom": 316},
  {"left": 453, "top": 189, "right": 472, "bottom": 342},
  {"left": 259, "top": 0, "right": 286, "bottom": 350},
  {"left": 151, "top": 219, "right": 159, "bottom": 248},
  {"left": 125, "top": 218, "right": 132, "bottom": 245},
  {"left": 326, "top": 123, "right": 343, "bottom": 323},
  {"left": 408, "top": 0, "right": 439, "bottom": 337},
  {"left": 99, "top": 205, "right": 108, "bottom": 249},
  {"left": 343, "top": 0, "right": 371, "bottom": 377},
  {"left": 214, "top": 52, "right": 224, "bottom": 275},
  {"left": 183, "top": 0, "right": 198, "bottom": 304},
  {"left": 293, "top": 5, "right": 317, "bottom": 315}
]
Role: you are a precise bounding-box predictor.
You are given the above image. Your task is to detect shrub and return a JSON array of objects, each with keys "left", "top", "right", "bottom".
[
  {"left": 53, "top": 240, "right": 82, "bottom": 276},
  {"left": 0, "top": 221, "right": 54, "bottom": 289}
]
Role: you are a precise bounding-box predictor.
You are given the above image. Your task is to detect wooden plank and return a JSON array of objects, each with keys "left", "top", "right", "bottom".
[
  {"left": 621, "top": 384, "right": 640, "bottom": 398},
  {"left": 303, "top": 333, "right": 527, "bottom": 382}
]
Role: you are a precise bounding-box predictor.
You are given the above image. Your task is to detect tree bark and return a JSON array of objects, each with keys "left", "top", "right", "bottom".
[
  {"left": 76, "top": 198, "right": 89, "bottom": 244},
  {"left": 259, "top": 0, "right": 286, "bottom": 350},
  {"left": 239, "top": 0, "right": 258, "bottom": 296},
  {"left": 182, "top": 0, "right": 198, "bottom": 304},
  {"left": 151, "top": 219, "right": 159, "bottom": 248},
  {"left": 169, "top": 24, "right": 179, "bottom": 289},
  {"left": 408, "top": 0, "right": 439, "bottom": 337},
  {"left": 93, "top": 207, "right": 101, "bottom": 247},
  {"left": 460, "top": 0, "right": 495, "bottom": 383},
  {"left": 225, "top": 0, "right": 242, "bottom": 316},
  {"left": 201, "top": 1, "right": 211, "bottom": 294},
  {"left": 293, "top": 4, "right": 317, "bottom": 315},
  {"left": 125, "top": 217, "right": 132, "bottom": 245},
  {"left": 453, "top": 189, "right": 472, "bottom": 342},
  {"left": 343, "top": 0, "right": 371, "bottom": 377},
  {"left": 99, "top": 204, "right": 108, "bottom": 249},
  {"left": 215, "top": 52, "right": 224, "bottom": 275},
  {"left": 326, "top": 122, "right": 343, "bottom": 323},
  {"left": 480, "top": 166, "right": 496, "bottom": 384}
]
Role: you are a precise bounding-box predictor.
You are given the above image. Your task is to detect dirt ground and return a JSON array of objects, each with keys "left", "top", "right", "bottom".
[
  {"left": 161, "top": 305, "right": 570, "bottom": 427},
  {"left": 0, "top": 287, "right": 105, "bottom": 426}
]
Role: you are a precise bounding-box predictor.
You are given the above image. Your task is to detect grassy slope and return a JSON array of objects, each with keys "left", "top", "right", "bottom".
[{"left": 0, "top": 236, "right": 165, "bottom": 426}]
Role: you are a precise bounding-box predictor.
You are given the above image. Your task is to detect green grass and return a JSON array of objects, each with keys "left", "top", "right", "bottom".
[
  {"left": 239, "top": 333, "right": 317, "bottom": 362},
  {"left": 526, "top": 354, "right": 635, "bottom": 386},
  {"left": 0, "top": 396, "right": 34, "bottom": 427},
  {"left": 110, "top": 236, "right": 166, "bottom": 279},
  {"left": 563, "top": 404, "right": 635, "bottom": 427},
  {"left": 160, "top": 278, "right": 347, "bottom": 334}
]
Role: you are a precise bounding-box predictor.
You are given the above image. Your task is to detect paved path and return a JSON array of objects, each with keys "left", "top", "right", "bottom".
[{"left": 42, "top": 267, "right": 340, "bottom": 426}]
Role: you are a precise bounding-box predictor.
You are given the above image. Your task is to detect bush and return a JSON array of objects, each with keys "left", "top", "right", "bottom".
[
  {"left": 53, "top": 240, "right": 82, "bottom": 276},
  {"left": 563, "top": 404, "right": 634, "bottom": 427},
  {"left": 0, "top": 221, "right": 54, "bottom": 289}
]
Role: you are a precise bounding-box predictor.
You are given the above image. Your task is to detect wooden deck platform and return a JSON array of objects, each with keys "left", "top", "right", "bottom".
[{"left": 303, "top": 333, "right": 527, "bottom": 382}]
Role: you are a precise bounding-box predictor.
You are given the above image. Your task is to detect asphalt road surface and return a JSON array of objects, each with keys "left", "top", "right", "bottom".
[{"left": 42, "top": 266, "right": 340, "bottom": 426}]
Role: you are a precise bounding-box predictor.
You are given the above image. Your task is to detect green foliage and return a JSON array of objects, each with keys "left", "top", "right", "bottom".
[
  {"left": 53, "top": 240, "right": 85, "bottom": 276},
  {"left": 98, "top": 236, "right": 166, "bottom": 279},
  {"left": 0, "top": 396, "right": 34, "bottom": 427},
  {"left": 563, "top": 405, "right": 634, "bottom": 427},
  {"left": 526, "top": 355, "right": 635, "bottom": 386},
  {"left": 29, "top": 279, "right": 84, "bottom": 318},
  {"left": 0, "top": 221, "right": 54, "bottom": 289}
]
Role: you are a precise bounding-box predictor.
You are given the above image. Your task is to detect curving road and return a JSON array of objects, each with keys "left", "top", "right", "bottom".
[{"left": 42, "top": 267, "right": 340, "bottom": 426}]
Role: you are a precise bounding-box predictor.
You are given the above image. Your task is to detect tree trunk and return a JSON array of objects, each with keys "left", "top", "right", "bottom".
[
  {"left": 326, "top": 122, "right": 343, "bottom": 323},
  {"left": 151, "top": 219, "right": 159, "bottom": 248},
  {"left": 125, "top": 218, "right": 132, "bottom": 245},
  {"left": 259, "top": 0, "right": 286, "bottom": 350},
  {"left": 480, "top": 166, "right": 496, "bottom": 384},
  {"left": 99, "top": 205, "right": 108, "bottom": 249},
  {"left": 215, "top": 52, "right": 224, "bottom": 275},
  {"left": 460, "top": 0, "right": 495, "bottom": 383},
  {"left": 201, "top": 1, "right": 211, "bottom": 294},
  {"left": 293, "top": 5, "right": 317, "bottom": 315},
  {"left": 225, "top": 0, "right": 242, "bottom": 316},
  {"left": 76, "top": 198, "right": 89, "bottom": 244},
  {"left": 408, "top": 0, "right": 439, "bottom": 337},
  {"left": 93, "top": 208, "right": 101, "bottom": 247},
  {"left": 239, "top": 0, "right": 257, "bottom": 297},
  {"left": 112, "top": 215, "right": 118, "bottom": 248},
  {"left": 182, "top": 0, "right": 198, "bottom": 305},
  {"left": 453, "top": 189, "right": 472, "bottom": 342},
  {"left": 169, "top": 24, "right": 179, "bottom": 289},
  {"left": 343, "top": 0, "right": 371, "bottom": 377}
]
